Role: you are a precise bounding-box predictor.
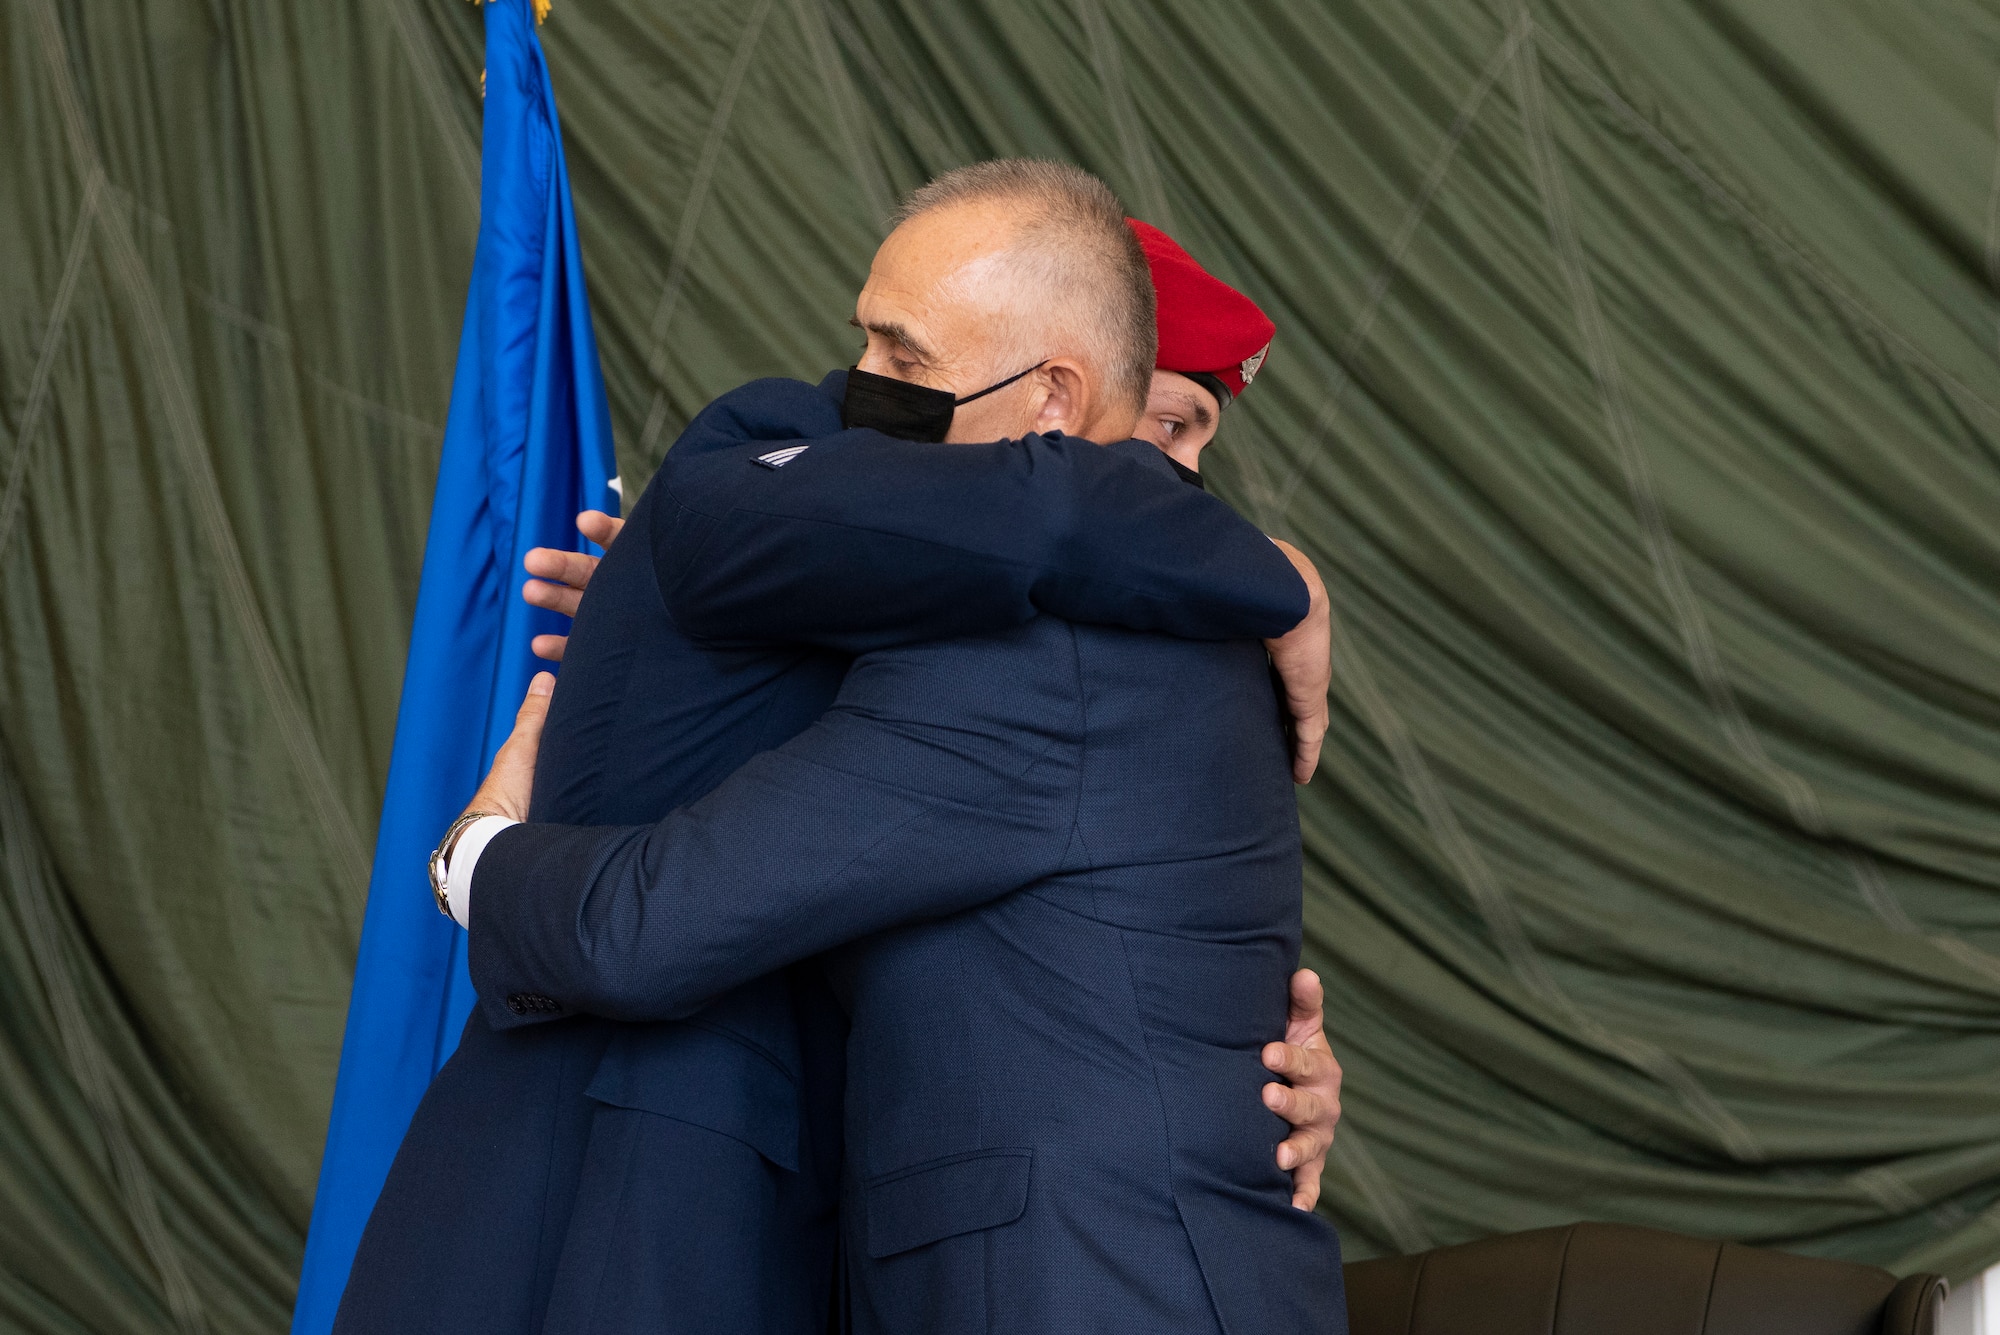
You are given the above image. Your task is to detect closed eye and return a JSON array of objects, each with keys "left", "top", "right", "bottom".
[{"left": 851, "top": 314, "right": 936, "bottom": 368}]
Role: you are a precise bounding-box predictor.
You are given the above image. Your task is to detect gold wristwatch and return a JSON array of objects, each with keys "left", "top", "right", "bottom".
[{"left": 429, "top": 810, "right": 500, "bottom": 918}]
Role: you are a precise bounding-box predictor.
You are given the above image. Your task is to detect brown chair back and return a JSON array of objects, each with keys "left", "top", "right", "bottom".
[{"left": 1344, "top": 1222, "right": 1946, "bottom": 1335}]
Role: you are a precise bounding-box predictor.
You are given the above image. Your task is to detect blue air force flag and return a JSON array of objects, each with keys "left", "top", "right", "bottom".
[{"left": 290, "top": 2, "right": 618, "bottom": 1329}]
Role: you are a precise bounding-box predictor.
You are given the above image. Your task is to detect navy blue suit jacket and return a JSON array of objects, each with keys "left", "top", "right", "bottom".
[
  {"left": 335, "top": 373, "right": 1309, "bottom": 1335},
  {"left": 470, "top": 406, "right": 1346, "bottom": 1333}
]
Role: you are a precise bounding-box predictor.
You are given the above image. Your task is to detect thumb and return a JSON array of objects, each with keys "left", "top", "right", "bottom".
[
  {"left": 1287, "top": 968, "right": 1326, "bottom": 1042},
  {"left": 507, "top": 671, "right": 554, "bottom": 750},
  {"left": 486, "top": 672, "right": 554, "bottom": 805}
]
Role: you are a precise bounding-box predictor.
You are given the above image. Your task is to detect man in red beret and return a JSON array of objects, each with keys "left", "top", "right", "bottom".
[{"left": 1127, "top": 217, "right": 1276, "bottom": 480}]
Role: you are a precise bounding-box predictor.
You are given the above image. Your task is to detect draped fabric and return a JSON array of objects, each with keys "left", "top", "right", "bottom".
[{"left": 0, "top": 1, "right": 1995, "bottom": 1330}]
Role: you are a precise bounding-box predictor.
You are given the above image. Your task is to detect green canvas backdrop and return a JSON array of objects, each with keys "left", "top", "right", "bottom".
[{"left": 1, "top": 1, "right": 1997, "bottom": 1330}]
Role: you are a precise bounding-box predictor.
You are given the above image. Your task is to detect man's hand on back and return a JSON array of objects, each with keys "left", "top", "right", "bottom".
[
  {"left": 464, "top": 671, "right": 554, "bottom": 824},
  {"left": 512, "top": 516, "right": 1344, "bottom": 1210},
  {"left": 1262, "top": 968, "right": 1342, "bottom": 1210},
  {"left": 1265, "top": 540, "right": 1331, "bottom": 784},
  {"left": 524, "top": 510, "right": 624, "bottom": 661}
]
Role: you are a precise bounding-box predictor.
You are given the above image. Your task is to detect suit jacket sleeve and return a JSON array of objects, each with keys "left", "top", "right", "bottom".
[
  {"left": 467, "top": 627, "right": 1085, "bottom": 1029},
  {"left": 658, "top": 415, "right": 1308, "bottom": 653}
]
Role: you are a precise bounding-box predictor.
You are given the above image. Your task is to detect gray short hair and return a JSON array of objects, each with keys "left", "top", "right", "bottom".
[{"left": 893, "top": 159, "right": 1156, "bottom": 415}]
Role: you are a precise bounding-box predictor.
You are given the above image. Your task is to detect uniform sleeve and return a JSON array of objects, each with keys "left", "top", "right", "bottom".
[
  {"left": 466, "top": 629, "right": 1086, "bottom": 1029},
  {"left": 654, "top": 430, "right": 1308, "bottom": 654}
]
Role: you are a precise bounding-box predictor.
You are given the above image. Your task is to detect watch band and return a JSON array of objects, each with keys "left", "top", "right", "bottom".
[{"left": 429, "top": 810, "right": 501, "bottom": 919}]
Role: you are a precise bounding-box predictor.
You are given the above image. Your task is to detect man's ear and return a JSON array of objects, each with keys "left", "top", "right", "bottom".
[{"left": 1030, "top": 360, "right": 1089, "bottom": 438}]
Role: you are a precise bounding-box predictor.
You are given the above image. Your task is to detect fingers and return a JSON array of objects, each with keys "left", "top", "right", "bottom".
[
  {"left": 1266, "top": 1038, "right": 1344, "bottom": 1112},
  {"left": 522, "top": 520, "right": 613, "bottom": 658},
  {"left": 1266, "top": 1078, "right": 1335, "bottom": 1211},
  {"left": 1263, "top": 1076, "right": 1326, "bottom": 1130},
  {"left": 523, "top": 578, "right": 584, "bottom": 620},
  {"left": 1267, "top": 967, "right": 1339, "bottom": 1211},
  {"left": 577, "top": 510, "right": 623, "bottom": 548},
  {"left": 1276, "top": 1122, "right": 1329, "bottom": 1181},
  {"left": 523, "top": 536, "right": 604, "bottom": 643},
  {"left": 1263, "top": 1050, "right": 1340, "bottom": 1154},
  {"left": 1276, "top": 1126, "right": 1320, "bottom": 1173},
  {"left": 523, "top": 547, "right": 599, "bottom": 595},
  {"left": 1265, "top": 1034, "right": 1342, "bottom": 1201},
  {"left": 1266, "top": 1082, "right": 1332, "bottom": 1210},
  {"left": 1262, "top": 1039, "right": 1332, "bottom": 1086}
]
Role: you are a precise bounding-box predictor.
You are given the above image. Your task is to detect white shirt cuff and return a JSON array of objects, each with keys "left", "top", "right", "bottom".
[{"left": 445, "top": 815, "right": 518, "bottom": 929}]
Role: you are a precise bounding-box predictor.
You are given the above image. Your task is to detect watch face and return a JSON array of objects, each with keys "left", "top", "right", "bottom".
[{"left": 431, "top": 812, "right": 483, "bottom": 917}]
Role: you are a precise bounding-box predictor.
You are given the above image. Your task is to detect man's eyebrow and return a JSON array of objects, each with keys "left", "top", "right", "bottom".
[
  {"left": 849, "top": 315, "right": 936, "bottom": 363},
  {"left": 1160, "top": 389, "right": 1215, "bottom": 430}
]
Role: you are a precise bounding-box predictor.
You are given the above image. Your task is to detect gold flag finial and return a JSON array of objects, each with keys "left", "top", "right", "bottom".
[{"left": 468, "top": 0, "right": 552, "bottom": 25}]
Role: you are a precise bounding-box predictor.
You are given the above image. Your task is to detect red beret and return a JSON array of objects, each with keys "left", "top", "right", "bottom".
[{"left": 1127, "top": 218, "right": 1275, "bottom": 403}]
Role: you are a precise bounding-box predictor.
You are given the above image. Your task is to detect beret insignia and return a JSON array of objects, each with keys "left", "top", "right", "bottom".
[{"left": 1240, "top": 346, "right": 1268, "bottom": 387}]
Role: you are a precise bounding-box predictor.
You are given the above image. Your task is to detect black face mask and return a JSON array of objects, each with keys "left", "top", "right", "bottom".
[
  {"left": 1166, "top": 456, "right": 1206, "bottom": 490},
  {"left": 840, "top": 363, "right": 1044, "bottom": 442}
]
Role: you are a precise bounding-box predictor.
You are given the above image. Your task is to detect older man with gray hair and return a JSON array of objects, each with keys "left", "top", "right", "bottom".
[
  {"left": 339, "top": 159, "right": 1344, "bottom": 1335},
  {"left": 839, "top": 158, "right": 1161, "bottom": 439}
]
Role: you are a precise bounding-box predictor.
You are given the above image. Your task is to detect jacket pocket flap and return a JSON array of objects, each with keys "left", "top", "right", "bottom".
[
  {"left": 865, "top": 1148, "right": 1033, "bottom": 1259},
  {"left": 584, "top": 1024, "right": 801, "bottom": 1171}
]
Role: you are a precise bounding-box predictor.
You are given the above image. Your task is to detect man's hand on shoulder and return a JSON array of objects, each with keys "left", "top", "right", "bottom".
[
  {"left": 1265, "top": 540, "right": 1331, "bottom": 784},
  {"left": 1262, "top": 968, "right": 1342, "bottom": 1211},
  {"left": 524, "top": 510, "right": 624, "bottom": 661}
]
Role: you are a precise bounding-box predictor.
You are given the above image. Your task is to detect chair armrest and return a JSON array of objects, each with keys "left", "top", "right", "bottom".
[{"left": 1879, "top": 1274, "right": 1947, "bottom": 1335}]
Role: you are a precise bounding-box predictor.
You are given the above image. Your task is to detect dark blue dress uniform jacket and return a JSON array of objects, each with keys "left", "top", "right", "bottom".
[
  {"left": 466, "top": 401, "right": 1350, "bottom": 1333},
  {"left": 332, "top": 372, "right": 1315, "bottom": 1335}
]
